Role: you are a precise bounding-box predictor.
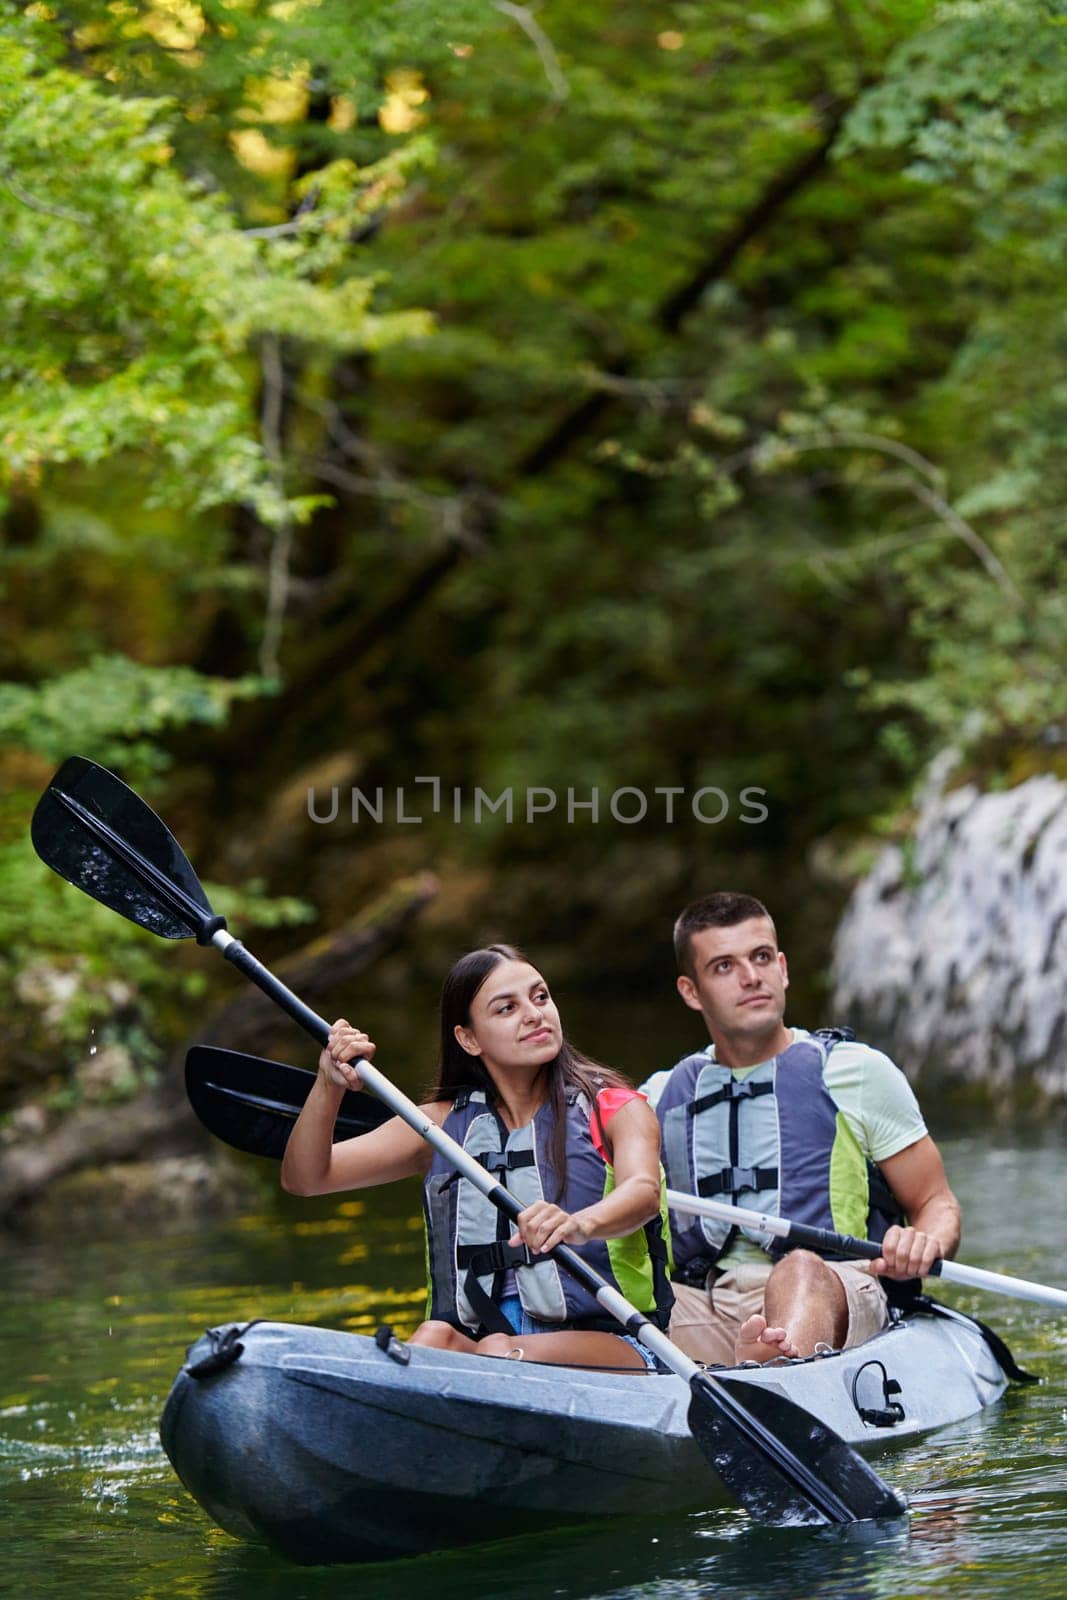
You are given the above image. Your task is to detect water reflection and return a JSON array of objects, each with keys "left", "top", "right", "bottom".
[{"left": 181, "top": 1510, "right": 911, "bottom": 1600}]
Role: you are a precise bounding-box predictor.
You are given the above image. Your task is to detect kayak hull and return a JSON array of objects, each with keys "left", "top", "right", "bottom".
[{"left": 160, "top": 1307, "right": 1007, "bottom": 1565}]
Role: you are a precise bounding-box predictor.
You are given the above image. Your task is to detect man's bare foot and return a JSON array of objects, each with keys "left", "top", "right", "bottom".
[{"left": 735, "top": 1312, "right": 801, "bottom": 1364}]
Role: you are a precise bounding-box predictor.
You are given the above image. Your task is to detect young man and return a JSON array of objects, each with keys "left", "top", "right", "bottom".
[{"left": 644, "top": 891, "right": 960, "bottom": 1365}]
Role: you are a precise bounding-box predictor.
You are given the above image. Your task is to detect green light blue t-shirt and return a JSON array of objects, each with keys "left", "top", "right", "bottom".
[{"left": 643, "top": 1029, "right": 927, "bottom": 1269}]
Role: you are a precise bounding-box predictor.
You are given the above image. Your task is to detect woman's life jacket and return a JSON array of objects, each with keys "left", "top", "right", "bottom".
[
  {"left": 656, "top": 1029, "right": 904, "bottom": 1286},
  {"left": 423, "top": 1085, "right": 674, "bottom": 1336}
]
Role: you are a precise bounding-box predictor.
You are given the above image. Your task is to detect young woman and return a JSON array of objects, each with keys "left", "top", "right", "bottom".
[{"left": 281, "top": 944, "right": 673, "bottom": 1370}]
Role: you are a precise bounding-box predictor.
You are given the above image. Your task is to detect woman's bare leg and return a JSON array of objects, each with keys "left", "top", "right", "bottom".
[
  {"left": 478, "top": 1330, "right": 650, "bottom": 1370},
  {"left": 407, "top": 1319, "right": 650, "bottom": 1370},
  {"left": 408, "top": 1320, "right": 482, "bottom": 1352}
]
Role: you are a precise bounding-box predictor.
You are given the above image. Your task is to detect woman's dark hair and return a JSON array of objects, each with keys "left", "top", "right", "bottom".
[{"left": 426, "top": 943, "right": 631, "bottom": 1198}]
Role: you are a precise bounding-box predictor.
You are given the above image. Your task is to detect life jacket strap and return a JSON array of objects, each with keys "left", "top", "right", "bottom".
[
  {"left": 458, "top": 1240, "right": 536, "bottom": 1337},
  {"left": 698, "top": 1165, "right": 778, "bottom": 1197},
  {"left": 672, "top": 1254, "right": 718, "bottom": 1289},
  {"left": 688, "top": 1079, "right": 775, "bottom": 1116},
  {"left": 478, "top": 1148, "right": 537, "bottom": 1175},
  {"left": 457, "top": 1240, "right": 535, "bottom": 1273},
  {"left": 439, "top": 1145, "right": 536, "bottom": 1192}
]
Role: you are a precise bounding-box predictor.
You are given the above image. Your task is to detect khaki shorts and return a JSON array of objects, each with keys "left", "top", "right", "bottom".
[{"left": 668, "top": 1258, "right": 889, "bottom": 1368}]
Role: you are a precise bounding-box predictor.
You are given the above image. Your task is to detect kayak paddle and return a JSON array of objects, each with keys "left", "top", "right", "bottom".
[
  {"left": 186, "top": 1045, "right": 390, "bottom": 1161},
  {"left": 31, "top": 756, "right": 906, "bottom": 1526},
  {"left": 666, "top": 1192, "right": 1067, "bottom": 1313},
  {"left": 182, "top": 1044, "right": 1067, "bottom": 1316}
]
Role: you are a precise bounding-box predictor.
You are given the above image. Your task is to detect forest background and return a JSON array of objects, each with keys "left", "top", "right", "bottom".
[{"left": 1, "top": 0, "right": 1064, "bottom": 1217}]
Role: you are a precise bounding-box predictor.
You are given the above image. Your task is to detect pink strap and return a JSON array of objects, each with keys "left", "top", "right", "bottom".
[{"left": 589, "top": 1086, "right": 641, "bottom": 1160}]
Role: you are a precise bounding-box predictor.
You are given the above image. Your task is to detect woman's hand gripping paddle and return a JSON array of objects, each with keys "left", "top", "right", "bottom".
[{"left": 31, "top": 756, "right": 906, "bottom": 1527}]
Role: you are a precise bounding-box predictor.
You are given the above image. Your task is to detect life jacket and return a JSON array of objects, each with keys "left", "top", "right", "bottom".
[
  {"left": 657, "top": 1028, "right": 904, "bottom": 1285},
  {"left": 423, "top": 1085, "right": 673, "bottom": 1336}
]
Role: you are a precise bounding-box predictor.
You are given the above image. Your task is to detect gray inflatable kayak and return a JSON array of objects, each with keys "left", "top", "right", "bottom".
[{"left": 159, "top": 1302, "right": 1013, "bottom": 1565}]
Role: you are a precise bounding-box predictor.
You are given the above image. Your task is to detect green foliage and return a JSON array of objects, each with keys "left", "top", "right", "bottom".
[
  {"left": 2, "top": 0, "right": 1065, "bottom": 1115},
  {"left": 0, "top": 829, "right": 315, "bottom": 1110},
  {"left": 1, "top": 14, "right": 264, "bottom": 512},
  {"left": 0, "top": 654, "right": 269, "bottom": 776},
  {"left": 832, "top": 0, "right": 1067, "bottom": 749},
  {"left": 0, "top": 653, "right": 309, "bottom": 1111},
  {"left": 0, "top": 1, "right": 440, "bottom": 521},
  {"left": 0, "top": 0, "right": 459, "bottom": 1114},
  {"left": 390, "top": 1, "right": 1043, "bottom": 772},
  {"left": 841, "top": 0, "right": 1063, "bottom": 183}
]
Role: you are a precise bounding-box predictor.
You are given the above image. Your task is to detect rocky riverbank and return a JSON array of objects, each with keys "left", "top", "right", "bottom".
[{"left": 831, "top": 759, "right": 1066, "bottom": 1110}]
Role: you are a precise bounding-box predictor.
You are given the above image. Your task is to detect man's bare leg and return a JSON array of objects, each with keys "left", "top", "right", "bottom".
[{"left": 735, "top": 1250, "right": 849, "bottom": 1363}]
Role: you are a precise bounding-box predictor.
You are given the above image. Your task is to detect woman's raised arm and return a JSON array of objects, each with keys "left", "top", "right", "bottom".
[{"left": 280, "top": 1019, "right": 439, "bottom": 1196}]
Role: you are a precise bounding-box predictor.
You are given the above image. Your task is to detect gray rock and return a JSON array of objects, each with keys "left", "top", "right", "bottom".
[{"left": 831, "top": 761, "right": 1067, "bottom": 1105}]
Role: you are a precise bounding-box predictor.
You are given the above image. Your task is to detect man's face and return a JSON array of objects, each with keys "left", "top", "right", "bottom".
[{"left": 676, "top": 917, "right": 789, "bottom": 1038}]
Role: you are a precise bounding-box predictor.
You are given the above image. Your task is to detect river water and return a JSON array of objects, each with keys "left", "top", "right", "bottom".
[{"left": 1, "top": 1133, "right": 1064, "bottom": 1600}]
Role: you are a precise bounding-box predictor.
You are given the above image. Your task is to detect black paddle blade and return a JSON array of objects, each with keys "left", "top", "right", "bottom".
[
  {"left": 688, "top": 1372, "right": 906, "bottom": 1526},
  {"left": 186, "top": 1047, "right": 391, "bottom": 1160},
  {"left": 31, "top": 757, "right": 215, "bottom": 940}
]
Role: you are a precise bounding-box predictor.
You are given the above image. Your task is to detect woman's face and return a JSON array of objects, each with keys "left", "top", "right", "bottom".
[{"left": 456, "top": 959, "right": 562, "bottom": 1073}]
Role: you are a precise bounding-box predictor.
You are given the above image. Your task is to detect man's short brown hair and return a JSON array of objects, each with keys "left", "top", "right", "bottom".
[{"left": 673, "top": 891, "right": 776, "bottom": 976}]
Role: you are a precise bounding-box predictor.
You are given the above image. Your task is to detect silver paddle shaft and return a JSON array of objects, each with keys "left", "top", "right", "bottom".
[{"left": 667, "top": 1189, "right": 1067, "bottom": 1311}]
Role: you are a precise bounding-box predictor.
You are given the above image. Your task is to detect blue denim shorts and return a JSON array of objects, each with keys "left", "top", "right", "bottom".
[{"left": 496, "top": 1295, "right": 662, "bottom": 1372}]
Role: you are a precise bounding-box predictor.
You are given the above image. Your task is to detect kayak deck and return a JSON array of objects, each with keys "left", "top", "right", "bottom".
[{"left": 160, "top": 1306, "right": 1007, "bottom": 1565}]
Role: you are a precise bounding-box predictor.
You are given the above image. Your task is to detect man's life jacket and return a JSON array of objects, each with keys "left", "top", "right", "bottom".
[
  {"left": 423, "top": 1085, "right": 674, "bottom": 1336},
  {"left": 657, "top": 1029, "right": 904, "bottom": 1286}
]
